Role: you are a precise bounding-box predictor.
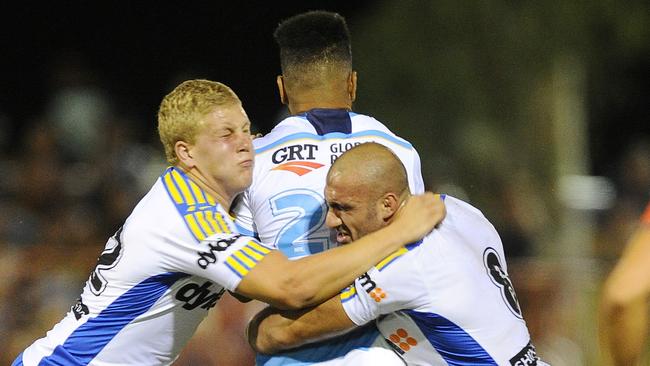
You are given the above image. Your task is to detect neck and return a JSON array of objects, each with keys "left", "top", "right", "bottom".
[
  {"left": 180, "top": 166, "right": 234, "bottom": 211},
  {"left": 289, "top": 100, "right": 352, "bottom": 115},
  {"left": 285, "top": 87, "right": 352, "bottom": 115}
]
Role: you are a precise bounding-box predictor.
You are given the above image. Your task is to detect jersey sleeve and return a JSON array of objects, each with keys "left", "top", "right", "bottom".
[
  {"left": 232, "top": 191, "right": 259, "bottom": 238},
  {"left": 340, "top": 250, "right": 423, "bottom": 326},
  {"left": 175, "top": 232, "right": 274, "bottom": 292},
  {"left": 409, "top": 148, "right": 425, "bottom": 194}
]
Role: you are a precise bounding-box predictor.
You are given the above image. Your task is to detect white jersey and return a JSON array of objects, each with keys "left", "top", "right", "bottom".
[
  {"left": 234, "top": 109, "right": 424, "bottom": 256},
  {"left": 341, "top": 196, "right": 544, "bottom": 365},
  {"left": 14, "top": 167, "right": 273, "bottom": 366},
  {"left": 233, "top": 109, "right": 424, "bottom": 365}
]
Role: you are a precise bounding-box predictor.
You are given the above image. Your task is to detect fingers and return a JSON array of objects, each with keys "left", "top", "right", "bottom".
[{"left": 403, "top": 192, "right": 446, "bottom": 229}]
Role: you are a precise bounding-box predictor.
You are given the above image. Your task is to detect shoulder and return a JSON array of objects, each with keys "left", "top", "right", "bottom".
[
  {"left": 254, "top": 116, "right": 316, "bottom": 150},
  {"left": 349, "top": 113, "right": 415, "bottom": 150},
  {"left": 127, "top": 178, "right": 173, "bottom": 223}
]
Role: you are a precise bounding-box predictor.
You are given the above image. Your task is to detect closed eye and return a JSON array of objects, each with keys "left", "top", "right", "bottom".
[{"left": 329, "top": 202, "right": 351, "bottom": 212}]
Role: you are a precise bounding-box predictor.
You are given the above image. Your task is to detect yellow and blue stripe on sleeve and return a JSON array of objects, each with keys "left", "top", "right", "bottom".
[
  {"left": 340, "top": 284, "right": 358, "bottom": 303},
  {"left": 162, "top": 167, "right": 234, "bottom": 242},
  {"left": 225, "top": 240, "right": 273, "bottom": 278}
]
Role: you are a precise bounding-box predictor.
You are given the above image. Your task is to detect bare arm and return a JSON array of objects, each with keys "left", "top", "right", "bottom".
[
  {"left": 248, "top": 297, "right": 355, "bottom": 354},
  {"left": 600, "top": 223, "right": 650, "bottom": 365},
  {"left": 235, "top": 192, "right": 445, "bottom": 309}
]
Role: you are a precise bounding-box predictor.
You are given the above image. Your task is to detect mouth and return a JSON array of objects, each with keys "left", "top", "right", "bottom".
[
  {"left": 336, "top": 228, "right": 352, "bottom": 244},
  {"left": 239, "top": 159, "right": 253, "bottom": 168}
]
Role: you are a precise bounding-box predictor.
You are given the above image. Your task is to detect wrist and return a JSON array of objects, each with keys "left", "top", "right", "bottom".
[{"left": 373, "top": 223, "right": 408, "bottom": 250}]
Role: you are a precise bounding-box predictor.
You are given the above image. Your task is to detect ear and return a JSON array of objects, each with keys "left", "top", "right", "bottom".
[
  {"left": 379, "top": 192, "right": 400, "bottom": 221},
  {"left": 174, "top": 140, "right": 195, "bottom": 169},
  {"left": 276, "top": 75, "right": 288, "bottom": 105},
  {"left": 348, "top": 71, "right": 357, "bottom": 103}
]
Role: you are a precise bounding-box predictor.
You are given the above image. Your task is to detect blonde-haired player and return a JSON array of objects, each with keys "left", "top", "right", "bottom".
[{"left": 12, "top": 80, "right": 443, "bottom": 366}]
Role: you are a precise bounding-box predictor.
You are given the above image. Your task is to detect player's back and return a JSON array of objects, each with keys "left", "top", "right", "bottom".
[
  {"left": 233, "top": 108, "right": 424, "bottom": 365},
  {"left": 375, "top": 196, "right": 540, "bottom": 365},
  {"left": 235, "top": 108, "right": 424, "bottom": 257}
]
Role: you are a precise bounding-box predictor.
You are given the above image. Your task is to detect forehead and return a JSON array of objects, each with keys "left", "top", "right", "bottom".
[
  {"left": 202, "top": 103, "right": 249, "bottom": 130},
  {"left": 325, "top": 173, "right": 364, "bottom": 203}
]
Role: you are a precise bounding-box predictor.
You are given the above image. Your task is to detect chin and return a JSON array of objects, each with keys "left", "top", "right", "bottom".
[{"left": 240, "top": 173, "right": 253, "bottom": 187}]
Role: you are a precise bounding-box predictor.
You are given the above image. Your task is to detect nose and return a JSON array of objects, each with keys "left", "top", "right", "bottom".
[
  {"left": 325, "top": 209, "right": 341, "bottom": 229},
  {"left": 237, "top": 131, "right": 253, "bottom": 152}
]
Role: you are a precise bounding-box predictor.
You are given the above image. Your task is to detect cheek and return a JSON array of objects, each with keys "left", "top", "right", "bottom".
[
  {"left": 344, "top": 215, "right": 361, "bottom": 232},
  {"left": 214, "top": 143, "right": 235, "bottom": 161}
]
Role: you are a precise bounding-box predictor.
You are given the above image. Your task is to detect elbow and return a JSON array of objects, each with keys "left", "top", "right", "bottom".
[
  {"left": 271, "top": 291, "right": 315, "bottom": 311},
  {"left": 271, "top": 279, "right": 319, "bottom": 310},
  {"left": 257, "top": 328, "right": 300, "bottom": 354}
]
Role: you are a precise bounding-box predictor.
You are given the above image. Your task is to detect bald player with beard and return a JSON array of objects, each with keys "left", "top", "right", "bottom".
[{"left": 249, "top": 143, "right": 548, "bottom": 365}]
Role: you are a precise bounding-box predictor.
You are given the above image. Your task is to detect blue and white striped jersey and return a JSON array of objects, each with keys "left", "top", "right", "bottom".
[
  {"left": 14, "top": 167, "right": 272, "bottom": 366},
  {"left": 341, "top": 196, "right": 545, "bottom": 365},
  {"left": 233, "top": 109, "right": 424, "bottom": 365}
]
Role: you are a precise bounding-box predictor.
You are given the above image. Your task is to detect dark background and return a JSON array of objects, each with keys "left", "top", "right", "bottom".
[
  {"left": 1, "top": 2, "right": 647, "bottom": 177},
  {"left": 0, "top": 3, "right": 373, "bottom": 143}
]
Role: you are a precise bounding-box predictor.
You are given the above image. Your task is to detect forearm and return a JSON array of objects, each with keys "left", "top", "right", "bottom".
[
  {"left": 249, "top": 307, "right": 304, "bottom": 354},
  {"left": 601, "top": 296, "right": 647, "bottom": 366},
  {"left": 284, "top": 223, "right": 410, "bottom": 307},
  {"left": 235, "top": 192, "right": 443, "bottom": 309},
  {"left": 600, "top": 226, "right": 650, "bottom": 365},
  {"left": 250, "top": 298, "right": 354, "bottom": 354}
]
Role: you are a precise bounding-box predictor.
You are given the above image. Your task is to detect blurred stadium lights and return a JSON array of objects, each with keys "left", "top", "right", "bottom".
[{"left": 558, "top": 174, "right": 616, "bottom": 211}]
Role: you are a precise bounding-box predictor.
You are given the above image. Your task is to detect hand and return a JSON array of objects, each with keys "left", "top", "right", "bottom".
[{"left": 391, "top": 193, "right": 446, "bottom": 243}]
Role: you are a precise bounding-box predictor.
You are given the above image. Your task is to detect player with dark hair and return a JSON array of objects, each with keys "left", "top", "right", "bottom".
[
  {"left": 12, "top": 80, "right": 443, "bottom": 366},
  {"left": 233, "top": 10, "right": 435, "bottom": 365},
  {"left": 600, "top": 201, "right": 650, "bottom": 365},
  {"left": 248, "top": 143, "right": 547, "bottom": 365}
]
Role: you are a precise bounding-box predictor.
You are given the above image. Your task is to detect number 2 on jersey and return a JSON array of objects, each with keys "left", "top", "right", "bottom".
[
  {"left": 89, "top": 227, "right": 125, "bottom": 295},
  {"left": 269, "top": 189, "right": 331, "bottom": 258}
]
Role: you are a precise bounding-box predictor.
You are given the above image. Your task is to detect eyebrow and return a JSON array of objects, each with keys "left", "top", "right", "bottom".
[
  {"left": 328, "top": 202, "right": 352, "bottom": 211},
  {"left": 214, "top": 120, "right": 250, "bottom": 132}
]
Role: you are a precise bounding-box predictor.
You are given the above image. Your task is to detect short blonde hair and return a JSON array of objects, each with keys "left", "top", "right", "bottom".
[{"left": 157, "top": 79, "right": 241, "bottom": 165}]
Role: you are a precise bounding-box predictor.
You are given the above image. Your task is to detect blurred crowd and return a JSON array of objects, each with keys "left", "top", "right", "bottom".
[{"left": 0, "top": 59, "right": 648, "bottom": 365}]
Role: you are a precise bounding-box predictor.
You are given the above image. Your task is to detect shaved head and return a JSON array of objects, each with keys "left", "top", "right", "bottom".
[{"left": 328, "top": 143, "right": 409, "bottom": 201}]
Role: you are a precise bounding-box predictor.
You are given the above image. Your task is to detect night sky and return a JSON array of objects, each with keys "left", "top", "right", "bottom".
[
  {"left": 0, "top": 2, "right": 372, "bottom": 141},
  {"left": 1, "top": 2, "right": 648, "bottom": 177}
]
